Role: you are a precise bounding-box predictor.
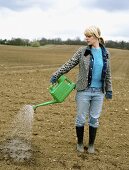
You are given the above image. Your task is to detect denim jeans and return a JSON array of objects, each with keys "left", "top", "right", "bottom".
[{"left": 75, "top": 87, "right": 104, "bottom": 128}]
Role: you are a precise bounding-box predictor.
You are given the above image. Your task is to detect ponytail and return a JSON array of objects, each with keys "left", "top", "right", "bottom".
[{"left": 99, "top": 37, "right": 105, "bottom": 45}]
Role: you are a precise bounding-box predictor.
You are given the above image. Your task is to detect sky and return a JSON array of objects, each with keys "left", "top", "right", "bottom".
[{"left": 0, "top": 0, "right": 129, "bottom": 41}]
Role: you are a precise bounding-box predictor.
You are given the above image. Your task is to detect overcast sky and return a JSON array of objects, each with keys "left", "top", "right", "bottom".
[{"left": 0, "top": 0, "right": 129, "bottom": 41}]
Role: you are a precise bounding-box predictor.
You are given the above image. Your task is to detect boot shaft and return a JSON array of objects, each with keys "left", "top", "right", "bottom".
[
  {"left": 89, "top": 126, "right": 97, "bottom": 145},
  {"left": 76, "top": 126, "right": 84, "bottom": 144}
]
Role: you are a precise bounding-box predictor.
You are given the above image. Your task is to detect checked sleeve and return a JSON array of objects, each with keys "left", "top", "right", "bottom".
[{"left": 52, "top": 47, "right": 82, "bottom": 79}]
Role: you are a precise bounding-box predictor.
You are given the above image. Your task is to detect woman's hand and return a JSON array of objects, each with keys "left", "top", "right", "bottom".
[
  {"left": 50, "top": 75, "right": 57, "bottom": 84},
  {"left": 105, "top": 91, "right": 112, "bottom": 99}
]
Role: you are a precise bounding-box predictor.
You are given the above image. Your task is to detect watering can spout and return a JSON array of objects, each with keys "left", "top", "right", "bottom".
[{"left": 33, "top": 100, "right": 58, "bottom": 110}]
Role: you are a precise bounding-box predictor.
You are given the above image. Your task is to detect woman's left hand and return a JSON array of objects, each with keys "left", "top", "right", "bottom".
[{"left": 105, "top": 91, "right": 112, "bottom": 99}]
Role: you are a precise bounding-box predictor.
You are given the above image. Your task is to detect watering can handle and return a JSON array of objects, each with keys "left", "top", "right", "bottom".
[
  {"left": 50, "top": 75, "right": 73, "bottom": 88},
  {"left": 65, "top": 77, "right": 73, "bottom": 84},
  {"left": 58, "top": 75, "right": 73, "bottom": 84}
]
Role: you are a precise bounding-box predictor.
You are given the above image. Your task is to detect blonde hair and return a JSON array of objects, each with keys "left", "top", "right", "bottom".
[{"left": 84, "top": 26, "right": 105, "bottom": 45}]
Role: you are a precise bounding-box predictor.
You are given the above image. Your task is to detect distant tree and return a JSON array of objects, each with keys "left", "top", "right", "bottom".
[
  {"left": 31, "top": 40, "right": 40, "bottom": 47},
  {"left": 39, "top": 37, "right": 48, "bottom": 45},
  {"left": 0, "top": 39, "right": 8, "bottom": 45},
  {"left": 54, "top": 38, "right": 62, "bottom": 44},
  {"left": 105, "top": 40, "right": 129, "bottom": 50},
  {"left": 6, "top": 38, "right": 30, "bottom": 46}
]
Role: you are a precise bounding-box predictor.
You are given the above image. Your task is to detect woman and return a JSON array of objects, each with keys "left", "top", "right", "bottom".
[{"left": 50, "top": 26, "right": 112, "bottom": 153}]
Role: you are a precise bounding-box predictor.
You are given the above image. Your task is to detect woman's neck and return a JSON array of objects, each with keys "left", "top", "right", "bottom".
[{"left": 92, "top": 40, "right": 99, "bottom": 48}]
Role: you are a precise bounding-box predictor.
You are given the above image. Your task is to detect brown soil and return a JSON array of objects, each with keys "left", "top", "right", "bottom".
[{"left": 0, "top": 45, "right": 129, "bottom": 170}]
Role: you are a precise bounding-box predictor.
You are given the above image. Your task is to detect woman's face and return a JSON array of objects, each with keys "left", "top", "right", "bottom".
[{"left": 85, "top": 35, "right": 98, "bottom": 46}]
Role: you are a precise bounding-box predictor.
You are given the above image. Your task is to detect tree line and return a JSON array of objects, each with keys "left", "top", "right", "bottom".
[{"left": 0, "top": 37, "right": 129, "bottom": 50}]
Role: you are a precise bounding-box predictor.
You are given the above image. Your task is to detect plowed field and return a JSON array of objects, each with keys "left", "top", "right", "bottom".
[{"left": 0, "top": 45, "right": 129, "bottom": 170}]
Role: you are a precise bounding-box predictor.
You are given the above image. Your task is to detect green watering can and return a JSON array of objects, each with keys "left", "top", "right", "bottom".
[{"left": 33, "top": 75, "right": 76, "bottom": 110}]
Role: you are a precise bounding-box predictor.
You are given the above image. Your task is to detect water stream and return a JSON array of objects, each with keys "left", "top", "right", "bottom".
[{"left": 0, "top": 105, "right": 35, "bottom": 164}]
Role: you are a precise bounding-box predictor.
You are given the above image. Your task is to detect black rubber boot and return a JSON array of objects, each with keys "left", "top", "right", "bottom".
[
  {"left": 88, "top": 126, "right": 97, "bottom": 153},
  {"left": 76, "top": 126, "right": 84, "bottom": 152}
]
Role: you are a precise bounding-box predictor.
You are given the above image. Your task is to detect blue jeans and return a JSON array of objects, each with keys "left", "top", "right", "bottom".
[{"left": 75, "top": 87, "right": 104, "bottom": 128}]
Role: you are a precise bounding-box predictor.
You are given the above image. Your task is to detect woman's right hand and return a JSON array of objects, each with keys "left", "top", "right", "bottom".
[{"left": 50, "top": 75, "right": 57, "bottom": 84}]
